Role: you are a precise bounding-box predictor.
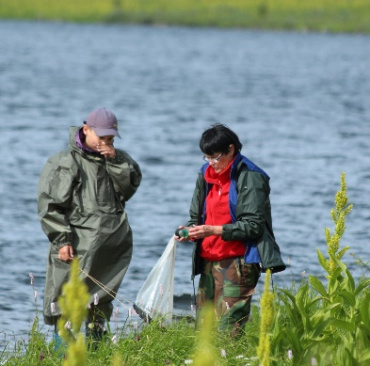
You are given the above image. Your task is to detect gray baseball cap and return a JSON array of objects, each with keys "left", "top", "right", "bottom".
[{"left": 85, "top": 108, "right": 121, "bottom": 138}]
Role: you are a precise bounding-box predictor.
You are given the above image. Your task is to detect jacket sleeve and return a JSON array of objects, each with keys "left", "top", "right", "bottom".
[
  {"left": 37, "top": 152, "right": 76, "bottom": 249},
  {"left": 105, "top": 150, "right": 142, "bottom": 203},
  {"left": 222, "top": 170, "right": 269, "bottom": 242},
  {"left": 185, "top": 173, "right": 205, "bottom": 227}
]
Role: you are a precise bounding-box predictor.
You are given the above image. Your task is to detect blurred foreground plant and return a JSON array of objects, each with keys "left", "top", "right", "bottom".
[
  {"left": 257, "top": 269, "right": 274, "bottom": 366},
  {"left": 192, "top": 303, "right": 218, "bottom": 366},
  {"left": 57, "top": 258, "right": 90, "bottom": 366}
]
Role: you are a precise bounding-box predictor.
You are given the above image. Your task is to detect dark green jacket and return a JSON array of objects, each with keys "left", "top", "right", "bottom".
[
  {"left": 38, "top": 127, "right": 142, "bottom": 325},
  {"left": 187, "top": 154, "right": 285, "bottom": 279}
]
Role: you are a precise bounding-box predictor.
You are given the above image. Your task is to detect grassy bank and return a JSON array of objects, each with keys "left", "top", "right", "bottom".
[
  {"left": 1, "top": 0, "right": 370, "bottom": 33},
  {"left": 2, "top": 173, "right": 370, "bottom": 365}
]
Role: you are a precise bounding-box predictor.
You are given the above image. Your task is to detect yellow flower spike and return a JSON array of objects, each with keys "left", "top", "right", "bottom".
[
  {"left": 323, "top": 172, "right": 353, "bottom": 279},
  {"left": 193, "top": 302, "right": 218, "bottom": 366},
  {"left": 335, "top": 191, "right": 347, "bottom": 211},
  {"left": 65, "top": 334, "right": 86, "bottom": 366},
  {"left": 330, "top": 208, "right": 336, "bottom": 223},
  {"left": 111, "top": 354, "right": 123, "bottom": 366},
  {"left": 344, "top": 204, "right": 353, "bottom": 216},
  {"left": 335, "top": 173, "right": 348, "bottom": 210},
  {"left": 325, "top": 228, "right": 331, "bottom": 246},
  {"left": 56, "top": 258, "right": 90, "bottom": 366},
  {"left": 258, "top": 269, "right": 274, "bottom": 366},
  {"left": 336, "top": 214, "right": 345, "bottom": 232},
  {"left": 59, "top": 259, "right": 89, "bottom": 334}
]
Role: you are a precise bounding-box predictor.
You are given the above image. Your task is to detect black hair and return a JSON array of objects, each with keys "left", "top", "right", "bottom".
[{"left": 199, "top": 123, "right": 242, "bottom": 156}]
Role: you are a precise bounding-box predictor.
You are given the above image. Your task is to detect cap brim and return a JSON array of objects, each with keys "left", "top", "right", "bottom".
[{"left": 93, "top": 127, "right": 121, "bottom": 138}]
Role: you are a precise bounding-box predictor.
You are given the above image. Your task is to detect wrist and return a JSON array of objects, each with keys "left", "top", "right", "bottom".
[{"left": 212, "top": 226, "right": 223, "bottom": 236}]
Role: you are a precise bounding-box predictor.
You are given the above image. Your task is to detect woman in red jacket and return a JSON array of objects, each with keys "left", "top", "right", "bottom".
[{"left": 176, "top": 123, "right": 285, "bottom": 334}]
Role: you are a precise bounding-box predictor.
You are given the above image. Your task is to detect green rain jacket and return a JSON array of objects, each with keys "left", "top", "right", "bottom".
[
  {"left": 38, "top": 127, "right": 142, "bottom": 325},
  {"left": 187, "top": 154, "right": 285, "bottom": 279}
]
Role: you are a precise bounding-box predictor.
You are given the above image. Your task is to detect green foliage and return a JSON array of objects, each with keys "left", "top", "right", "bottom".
[
  {"left": 112, "top": 317, "right": 197, "bottom": 365},
  {"left": 245, "top": 172, "right": 370, "bottom": 365},
  {"left": 1, "top": 0, "right": 370, "bottom": 33},
  {"left": 3, "top": 172, "right": 370, "bottom": 365}
]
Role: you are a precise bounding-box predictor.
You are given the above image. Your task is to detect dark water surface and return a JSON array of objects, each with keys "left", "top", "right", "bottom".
[{"left": 0, "top": 20, "right": 369, "bottom": 346}]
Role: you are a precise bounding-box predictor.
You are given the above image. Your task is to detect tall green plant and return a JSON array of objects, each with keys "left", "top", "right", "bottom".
[
  {"left": 307, "top": 173, "right": 370, "bottom": 364},
  {"left": 251, "top": 172, "right": 370, "bottom": 365},
  {"left": 192, "top": 303, "right": 218, "bottom": 366},
  {"left": 318, "top": 172, "right": 352, "bottom": 280},
  {"left": 57, "top": 258, "right": 90, "bottom": 366},
  {"left": 257, "top": 269, "right": 274, "bottom": 366}
]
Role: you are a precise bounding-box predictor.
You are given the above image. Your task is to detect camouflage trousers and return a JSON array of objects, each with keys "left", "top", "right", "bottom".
[{"left": 196, "top": 257, "right": 261, "bottom": 331}]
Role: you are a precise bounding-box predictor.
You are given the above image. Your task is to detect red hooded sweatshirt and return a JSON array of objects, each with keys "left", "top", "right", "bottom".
[{"left": 201, "top": 158, "right": 245, "bottom": 261}]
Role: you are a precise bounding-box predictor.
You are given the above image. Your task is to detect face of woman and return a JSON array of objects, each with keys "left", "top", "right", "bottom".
[
  {"left": 83, "top": 125, "right": 114, "bottom": 151},
  {"left": 204, "top": 144, "right": 235, "bottom": 174}
]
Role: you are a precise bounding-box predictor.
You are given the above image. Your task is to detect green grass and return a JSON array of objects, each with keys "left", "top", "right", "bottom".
[
  {"left": 1, "top": 0, "right": 370, "bottom": 33},
  {"left": 1, "top": 316, "right": 258, "bottom": 365}
]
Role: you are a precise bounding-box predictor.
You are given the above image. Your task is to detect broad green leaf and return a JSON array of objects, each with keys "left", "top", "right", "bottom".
[
  {"left": 328, "top": 318, "right": 356, "bottom": 332},
  {"left": 270, "top": 330, "right": 288, "bottom": 353},
  {"left": 296, "top": 283, "right": 310, "bottom": 318},
  {"left": 317, "top": 249, "right": 330, "bottom": 272},
  {"left": 339, "top": 347, "right": 358, "bottom": 366},
  {"left": 357, "top": 323, "right": 370, "bottom": 346},
  {"left": 306, "top": 296, "right": 329, "bottom": 313},
  {"left": 336, "top": 290, "right": 356, "bottom": 307},
  {"left": 285, "top": 328, "right": 303, "bottom": 353},
  {"left": 309, "top": 275, "right": 329, "bottom": 297},
  {"left": 310, "top": 318, "right": 332, "bottom": 338},
  {"left": 343, "top": 268, "right": 355, "bottom": 293},
  {"left": 277, "top": 293, "right": 301, "bottom": 326},
  {"left": 295, "top": 286, "right": 315, "bottom": 333},
  {"left": 329, "top": 254, "right": 354, "bottom": 294},
  {"left": 323, "top": 303, "right": 342, "bottom": 312},
  {"left": 359, "top": 291, "right": 370, "bottom": 327},
  {"left": 329, "top": 252, "right": 347, "bottom": 272},
  {"left": 278, "top": 289, "right": 297, "bottom": 304},
  {"left": 359, "top": 349, "right": 370, "bottom": 363},
  {"left": 354, "top": 278, "right": 370, "bottom": 296},
  {"left": 328, "top": 267, "right": 342, "bottom": 292},
  {"left": 337, "top": 246, "right": 350, "bottom": 260}
]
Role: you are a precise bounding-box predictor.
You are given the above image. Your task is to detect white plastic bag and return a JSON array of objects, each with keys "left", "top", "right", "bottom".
[{"left": 134, "top": 235, "right": 177, "bottom": 322}]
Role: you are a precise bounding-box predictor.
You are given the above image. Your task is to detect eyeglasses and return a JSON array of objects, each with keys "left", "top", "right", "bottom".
[{"left": 203, "top": 153, "right": 223, "bottom": 163}]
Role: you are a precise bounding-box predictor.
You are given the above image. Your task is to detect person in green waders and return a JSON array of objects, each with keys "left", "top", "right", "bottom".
[
  {"left": 38, "top": 108, "right": 142, "bottom": 345},
  {"left": 176, "top": 123, "right": 285, "bottom": 335}
]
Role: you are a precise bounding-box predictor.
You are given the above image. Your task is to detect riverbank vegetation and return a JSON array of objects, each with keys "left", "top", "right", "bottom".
[
  {"left": 2, "top": 173, "right": 370, "bottom": 365},
  {"left": 1, "top": 0, "right": 370, "bottom": 33}
]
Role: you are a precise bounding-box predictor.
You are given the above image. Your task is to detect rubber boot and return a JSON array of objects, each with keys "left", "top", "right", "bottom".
[{"left": 53, "top": 325, "right": 65, "bottom": 358}]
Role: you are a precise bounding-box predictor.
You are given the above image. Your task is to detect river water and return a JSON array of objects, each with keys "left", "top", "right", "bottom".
[{"left": 0, "top": 20, "right": 369, "bottom": 348}]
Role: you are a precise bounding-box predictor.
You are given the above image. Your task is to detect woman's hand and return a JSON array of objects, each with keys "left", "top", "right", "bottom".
[
  {"left": 58, "top": 244, "right": 74, "bottom": 262},
  {"left": 96, "top": 143, "right": 116, "bottom": 158},
  {"left": 175, "top": 226, "right": 190, "bottom": 242},
  {"left": 188, "top": 225, "right": 223, "bottom": 239}
]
